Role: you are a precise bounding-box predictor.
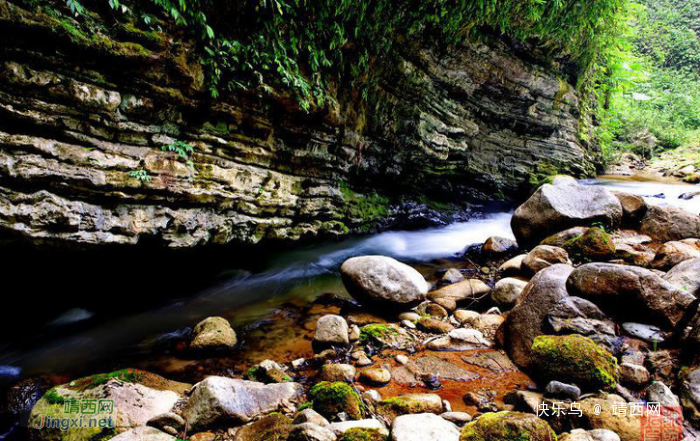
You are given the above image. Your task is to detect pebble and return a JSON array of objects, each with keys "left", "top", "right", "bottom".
[
  {"left": 402, "top": 320, "right": 417, "bottom": 329},
  {"left": 395, "top": 354, "right": 409, "bottom": 365},
  {"left": 440, "top": 412, "right": 472, "bottom": 426},
  {"left": 398, "top": 312, "right": 421, "bottom": 322},
  {"left": 360, "top": 368, "right": 391, "bottom": 385},
  {"left": 544, "top": 380, "right": 581, "bottom": 401}
]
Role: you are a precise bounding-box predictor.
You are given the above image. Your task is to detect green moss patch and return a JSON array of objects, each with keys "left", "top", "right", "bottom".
[
  {"left": 340, "top": 428, "right": 388, "bottom": 441},
  {"left": 531, "top": 335, "right": 618, "bottom": 391},
  {"left": 308, "top": 381, "right": 365, "bottom": 420},
  {"left": 460, "top": 411, "right": 556, "bottom": 441},
  {"left": 563, "top": 227, "right": 616, "bottom": 261}
]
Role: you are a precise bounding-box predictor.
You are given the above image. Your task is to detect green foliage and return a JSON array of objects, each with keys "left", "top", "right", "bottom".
[
  {"left": 359, "top": 324, "right": 399, "bottom": 347},
  {"left": 595, "top": 0, "right": 700, "bottom": 162},
  {"left": 82, "top": 369, "right": 145, "bottom": 389},
  {"left": 129, "top": 168, "right": 151, "bottom": 183},
  {"left": 340, "top": 428, "right": 388, "bottom": 441},
  {"left": 44, "top": 388, "right": 66, "bottom": 405},
  {"left": 43, "top": 0, "right": 625, "bottom": 112},
  {"left": 162, "top": 140, "right": 195, "bottom": 165}
]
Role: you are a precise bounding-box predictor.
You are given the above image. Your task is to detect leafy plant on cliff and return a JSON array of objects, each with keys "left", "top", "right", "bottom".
[{"left": 38, "top": 0, "right": 627, "bottom": 112}]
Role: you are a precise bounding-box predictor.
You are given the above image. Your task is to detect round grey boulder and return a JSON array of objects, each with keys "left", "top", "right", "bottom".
[{"left": 341, "top": 256, "right": 429, "bottom": 306}]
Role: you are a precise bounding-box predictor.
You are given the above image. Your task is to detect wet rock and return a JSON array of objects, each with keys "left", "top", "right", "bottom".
[
  {"left": 432, "top": 298, "right": 457, "bottom": 312},
  {"left": 613, "top": 234, "right": 655, "bottom": 267},
  {"left": 349, "top": 325, "right": 361, "bottom": 341},
  {"left": 680, "top": 367, "right": 700, "bottom": 424},
  {"left": 308, "top": 382, "right": 364, "bottom": 421},
  {"left": 110, "top": 427, "right": 176, "bottom": 441},
  {"left": 391, "top": 356, "right": 477, "bottom": 387},
  {"left": 541, "top": 227, "right": 589, "bottom": 248},
  {"left": 460, "top": 411, "right": 556, "bottom": 441},
  {"left": 491, "top": 278, "right": 528, "bottom": 309},
  {"left": 441, "top": 412, "right": 472, "bottom": 426},
  {"left": 504, "top": 264, "right": 573, "bottom": 368},
  {"left": 575, "top": 396, "right": 642, "bottom": 441},
  {"left": 619, "top": 363, "right": 650, "bottom": 387},
  {"left": 315, "top": 315, "right": 350, "bottom": 348},
  {"left": 461, "top": 351, "right": 517, "bottom": 372},
  {"left": 462, "top": 391, "right": 498, "bottom": 413},
  {"left": 328, "top": 420, "right": 389, "bottom": 438},
  {"left": 613, "top": 192, "right": 647, "bottom": 227},
  {"left": 245, "top": 359, "right": 292, "bottom": 384},
  {"left": 351, "top": 351, "right": 373, "bottom": 367},
  {"left": 482, "top": 236, "right": 518, "bottom": 258},
  {"left": 289, "top": 423, "right": 337, "bottom": 441},
  {"left": 453, "top": 310, "right": 480, "bottom": 324},
  {"left": 321, "top": 364, "right": 356, "bottom": 383},
  {"left": 498, "top": 254, "right": 526, "bottom": 275},
  {"left": 544, "top": 381, "right": 580, "bottom": 401},
  {"left": 29, "top": 370, "right": 190, "bottom": 441},
  {"left": 378, "top": 394, "right": 444, "bottom": 421},
  {"left": 190, "top": 316, "right": 237, "bottom": 351},
  {"left": 640, "top": 205, "right": 700, "bottom": 243},
  {"left": 398, "top": 312, "right": 420, "bottom": 322},
  {"left": 359, "top": 324, "right": 416, "bottom": 351},
  {"left": 646, "top": 350, "right": 677, "bottom": 383},
  {"left": 427, "top": 329, "right": 489, "bottom": 351},
  {"left": 511, "top": 183, "right": 623, "bottom": 247},
  {"left": 417, "top": 317, "right": 454, "bottom": 334},
  {"left": 621, "top": 323, "right": 665, "bottom": 344},
  {"left": 567, "top": 263, "right": 696, "bottom": 328},
  {"left": 522, "top": 245, "right": 569, "bottom": 274},
  {"left": 651, "top": 239, "right": 700, "bottom": 271},
  {"left": 416, "top": 302, "right": 448, "bottom": 319},
  {"left": 664, "top": 257, "right": 700, "bottom": 296},
  {"left": 359, "top": 368, "right": 391, "bottom": 386},
  {"left": 531, "top": 335, "right": 618, "bottom": 391},
  {"left": 547, "top": 296, "right": 615, "bottom": 339},
  {"left": 391, "top": 413, "right": 459, "bottom": 441},
  {"left": 340, "top": 256, "right": 429, "bottom": 307},
  {"left": 294, "top": 409, "right": 331, "bottom": 427},
  {"left": 183, "top": 377, "right": 303, "bottom": 428},
  {"left": 147, "top": 412, "right": 186, "bottom": 433},
  {"left": 427, "top": 280, "right": 491, "bottom": 304},
  {"left": 646, "top": 381, "right": 680, "bottom": 408},
  {"left": 234, "top": 414, "right": 294, "bottom": 441},
  {"left": 562, "top": 228, "right": 616, "bottom": 261},
  {"left": 441, "top": 268, "right": 465, "bottom": 284},
  {"left": 395, "top": 355, "right": 408, "bottom": 365},
  {"left": 559, "top": 429, "right": 621, "bottom": 441}
]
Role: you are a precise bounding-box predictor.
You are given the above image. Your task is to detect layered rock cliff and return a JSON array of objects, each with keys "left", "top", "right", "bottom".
[{"left": 0, "top": 0, "right": 596, "bottom": 248}]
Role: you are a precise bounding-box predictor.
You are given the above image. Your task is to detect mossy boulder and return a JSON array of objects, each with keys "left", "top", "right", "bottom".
[
  {"left": 562, "top": 228, "right": 615, "bottom": 261},
  {"left": 460, "top": 411, "right": 557, "bottom": 441},
  {"left": 339, "top": 428, "right": 388, "bottom": 441},
  {"left": 308, "top": 382, "right": 364, "bottom": 421},
  {"left": 233, "top": 413, "right": 293, "bottom": 441},
  {"left": 531, "top": 335, "right": 618, "bottom": 390},
  {"left": 376, "top": 393, "right": 443, "bottom": 420}
]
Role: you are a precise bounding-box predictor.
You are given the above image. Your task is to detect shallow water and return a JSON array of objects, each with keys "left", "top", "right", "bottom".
[{"left": 0, "top": 175, "right": 697, "bottom": 381}]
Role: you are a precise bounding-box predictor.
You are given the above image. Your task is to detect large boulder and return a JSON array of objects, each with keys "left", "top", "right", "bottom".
[
  {"left": 427, "top": 280, "right": 491, "bottom": 303},
  {"left": 531, "top": 335, "right": 618, "bottom": 391},
  {"left": 182, "top": 377, "right": 303, "bottom": 429},
  {"left": 29, "top": 370, "right": 190, "bottom": 441},
  {"left": 504, "top": 264, "right": 573, "bottom": 368},
  {"left": 459, "top": 411, "right": 556, "bottom": 441},
  {"left": 391, "top": 413, "right": 460, "bottom": 441},
  {"left": 640, "top": 205, "right": 700, "bottom": 242},
  {"left": 340, "top": 256, "right": 429, "bottom": 307},
  {"left": 651, "top": 239, "right": 700, "bottom": 271},
  {"left": 566, "top": 263, "right": 696, "bottom": 329},
  {"left": 562, "top": 228, "right": 616, "bottom": 261},
  {"left": 664, "top": 257, "right": 700, "bottom": 296},
  {"left": 308, "top": 382, "right": 365, "bottom": 421},
  {"left": 190, "top": 316, "right": 237, "bottom": 351},
  {"left": 612, "top": 191, "right": 647, "bottom": 227},
  {"left": 511, "top": 183, "right": 622, "bottom": 247},
  {"left": 522, "top": 245, "right": 569, "bottom": 274}
]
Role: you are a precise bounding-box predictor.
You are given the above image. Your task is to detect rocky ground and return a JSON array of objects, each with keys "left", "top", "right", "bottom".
[{"left": 5, "top": 176, "right": 700, "bottom": 441}]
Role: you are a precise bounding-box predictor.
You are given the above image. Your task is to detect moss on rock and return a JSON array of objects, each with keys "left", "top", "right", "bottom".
[
  {"left": 460, "top": 411, "right": 556, "bottom": 441},
  {"left": 233, "top": 413, "right": 293, "bottom": 441},
  {"left": 531, "top": 335, "right": 618, "bottom": 391},
  {"left": 308, "top": 381, "right": 365, "bottom": 420},
  {"left": 562, "top": 227, "right": 616, "bottom": 261},
  {"left": 340, "top": 428, "right": 388, "bottom": 441}
]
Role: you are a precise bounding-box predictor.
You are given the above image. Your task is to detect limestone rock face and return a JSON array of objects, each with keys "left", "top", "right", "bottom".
[
  {"left": 511, "top": 183, "right": 622, "bottom": 247},
  {"left": 0, "top": 1, "right": 595, "bottom": 248}
]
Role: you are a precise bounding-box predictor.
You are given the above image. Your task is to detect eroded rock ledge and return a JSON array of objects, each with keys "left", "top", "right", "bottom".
[{"left": 0, "top": 0, "right": 596, "bottom": 247}]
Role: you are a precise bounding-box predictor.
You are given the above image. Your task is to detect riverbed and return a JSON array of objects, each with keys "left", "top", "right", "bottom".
[{"left": 0, "top": 175, "right": 697, "bottom": 386}]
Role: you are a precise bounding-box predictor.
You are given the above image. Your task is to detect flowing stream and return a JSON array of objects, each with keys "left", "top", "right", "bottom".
[{"left": 0, "top": 175, "right": 697, "bottom": 383}]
